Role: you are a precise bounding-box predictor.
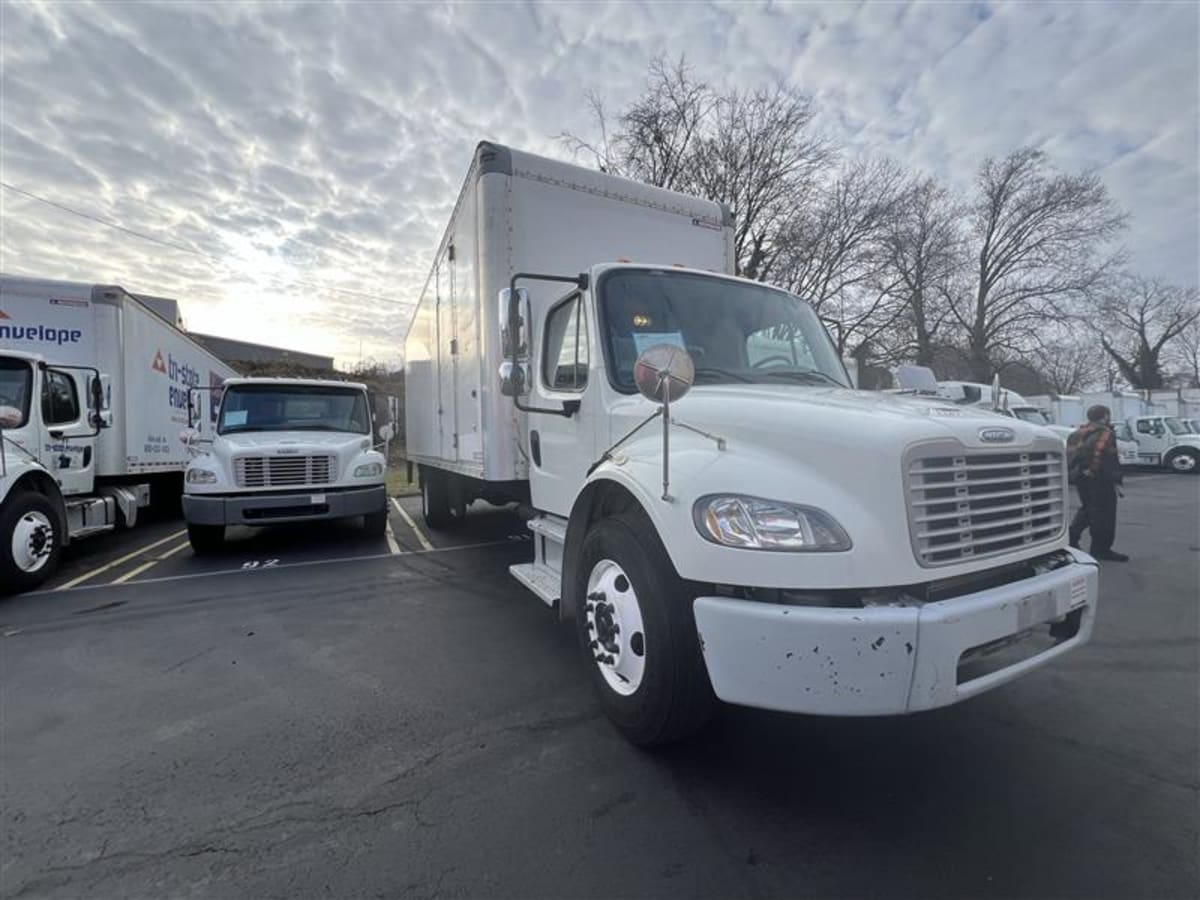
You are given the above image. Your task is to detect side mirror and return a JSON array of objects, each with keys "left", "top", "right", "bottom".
[
  {"left": 499, "top": 287, "right": 530, "bottom": 360},
  {"left": 378, "top": 424, "right": 395, "bottom": 443},
  {"left": 0, "top": 406, "right": 21, "bottom": 429},
  {"left": 179, "top": 427, "right": 199, "bottom": 446},
  {"left": 633, "top": 344, "right": 695, "bottom": 405},
  {"left": 499, "top": 360, "right": 529, "bottom": 398}
]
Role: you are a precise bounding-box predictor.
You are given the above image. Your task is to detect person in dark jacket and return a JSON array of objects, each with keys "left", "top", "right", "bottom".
[{"left": 1067, "top": 404, "right": 1128, "bottom": 561}]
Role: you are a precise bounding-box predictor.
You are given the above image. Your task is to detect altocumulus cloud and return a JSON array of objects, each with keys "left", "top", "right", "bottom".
[{"left": 1, "top": 0, "right": 1195, "bottom": 366}]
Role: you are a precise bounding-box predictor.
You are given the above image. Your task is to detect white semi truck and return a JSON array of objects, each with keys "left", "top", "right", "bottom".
[
  {"left": 404, "top": 143, "right": 1099, "bottom": 746},
  {"left": 0, "top": 275, "right": 237, "bottom": 593},
  {"left": 180, "top": 377, "right": 391, "bottom": 552}
]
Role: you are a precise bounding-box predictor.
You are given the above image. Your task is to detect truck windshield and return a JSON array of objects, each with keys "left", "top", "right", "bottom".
[
  {"left": 1164, "top": 417, "right": 1189, "bottom": 436},
  {"left": 599, "top": 269, "right": 849, "bottom": 392},
  {"left": 1012, "top": 408, "right": 1050, "bottom": 425},
  {"left": 217, "top": 385, "right": 370, "bottom": 435},
  {"left": 0, "top": 357, "right": 32, "bottom": 427}
]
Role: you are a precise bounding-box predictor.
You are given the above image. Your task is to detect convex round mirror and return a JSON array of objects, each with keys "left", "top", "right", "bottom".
[
  {"left": 633, "top": 344, "right": 695, "bottom": 405},
  {"left": 0, "top": 406, "right": 22, "bottom": 428}
]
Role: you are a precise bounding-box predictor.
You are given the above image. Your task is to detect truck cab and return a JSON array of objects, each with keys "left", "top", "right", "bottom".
[
  {"left": 181, "top": 378, "right": 390, "bottom": 552},
  {"left": 1126, "top": 415, "right": 1200, "bottom": 473},
  {"left": 0, "top": 350, "right": 121, "bottom": 591},
  {"left": 498, "top": 264, "right": 1099, "bottom": 743}
]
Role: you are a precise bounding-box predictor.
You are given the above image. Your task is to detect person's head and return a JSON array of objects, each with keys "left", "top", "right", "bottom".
[{"left": 1087, "top": 404, "right": 1111, "bottom": 425}]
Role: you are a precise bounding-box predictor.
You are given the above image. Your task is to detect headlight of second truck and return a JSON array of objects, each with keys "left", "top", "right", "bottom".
[
  {"left": 186, "top": 467, "right": 218, "bottom": 485},
  {"left": 693, "top": 495, "right": 851, "bottom": 552}
]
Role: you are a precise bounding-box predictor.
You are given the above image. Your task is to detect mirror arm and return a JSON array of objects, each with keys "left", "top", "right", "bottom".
[{"left": 508, "top": 272, "right": 589, "bottom": 419}]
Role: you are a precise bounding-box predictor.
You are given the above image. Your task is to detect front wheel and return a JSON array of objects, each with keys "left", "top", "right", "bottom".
[
  {"left": 187, "top": 523, "right": 225, "bottom": 555},
  {"left": 1167, "top": 449, "right": 1198, "bottom": 473},
  {"left": 0, "top": 491, "right": 62, "bottom": 595},
  {"left": 574, "top": 511, "right": 714, "bottom": 747}
]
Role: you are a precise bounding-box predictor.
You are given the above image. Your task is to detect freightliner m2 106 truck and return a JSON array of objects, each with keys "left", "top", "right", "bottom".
[
  {"left": 0, "top": 275, "right": 237, "bottom": 593},
  {"left": 181, "top": 378, "right": 391, "bottom": 553},
  {"left": 404, "top": 142, "right": 1099, "bottom": 746}
]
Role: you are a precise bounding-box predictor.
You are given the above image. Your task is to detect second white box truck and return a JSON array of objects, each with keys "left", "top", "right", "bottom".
[
  {"left": 404, "top": 143, "right": 1100, "bottom": 746},
  {"left": 0, "top": 275, "right": 238, "bottom": 592}
]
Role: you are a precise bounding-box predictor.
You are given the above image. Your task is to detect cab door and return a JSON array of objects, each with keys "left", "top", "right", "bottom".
[
  {"left": 528, "top": 291, "right": 596, "bottom": 517},
  {"left": 1134, "top": 417, "right": 1167, "bottom": 464},
  {"left": 39, "top": 368, "right": 95, "bottom": 496}
]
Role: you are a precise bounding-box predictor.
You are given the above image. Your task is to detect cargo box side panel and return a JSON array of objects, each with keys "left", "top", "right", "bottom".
[
  {"left": 116, "top": 295, "right": 237, "bottom": 476},
  {"left": 477, "top": 170, "right": 525, "bottom": 482},
  {"left": 450, "top": 184, "right": 484, "bottom": 470},
  {"left": 403, "top": 287, "right": 441, "bottom": 464}
]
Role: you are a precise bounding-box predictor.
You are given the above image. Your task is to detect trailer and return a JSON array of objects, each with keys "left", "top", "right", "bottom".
[
  {"left": 403, "top": 142, "right": 1098, "bottom": 746},
  {"left": 0, "top": 275, "right": 237, "bottom": 591}
]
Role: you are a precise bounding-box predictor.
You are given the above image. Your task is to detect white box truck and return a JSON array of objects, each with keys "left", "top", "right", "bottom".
[
  {"left": 0, "top": 275, "right": 238, "bottom": 592},
  {"left": 180, "top": 377, "right": 391, "bottom": 552},
  {"left": 404, "top": 143, "right": 1099, "bottom": 746}
]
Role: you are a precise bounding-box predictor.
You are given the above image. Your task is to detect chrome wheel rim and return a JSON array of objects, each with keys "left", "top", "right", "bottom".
[
  {"left": 1171, "top": 453, "right": 1196, "bottom": 472},
  {"left": 585, "top": 559, "right": 647, "bottom": 696},
  {"left": 12, "top": 510, "right": 54, "bottom": 573}
]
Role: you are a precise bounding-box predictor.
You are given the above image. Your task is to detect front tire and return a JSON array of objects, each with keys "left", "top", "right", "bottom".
[
  {"left": 0, "top": 491, "right": 61, "bottom": 595},
  {"left": 574, "top": 511, "right": 714, "bottom": 747},
  {"left": 187, "top": 523, "right": 225, "bottom": 555},
  {"left": 1166, "top": 449, "right": 1198, "bottom": 473}
]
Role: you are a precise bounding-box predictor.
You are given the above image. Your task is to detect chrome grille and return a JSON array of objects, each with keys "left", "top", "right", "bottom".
[
  {"left": 905, "top": 445, "right": 1066, "bottom": 567},
  {"left": 234, "top": 455, "right": 334, "bottom": 488}
]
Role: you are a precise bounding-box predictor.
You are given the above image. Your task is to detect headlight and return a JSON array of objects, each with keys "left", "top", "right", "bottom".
[
  {"left": 186, "top": 468, "right": 218, "bottom": 485},
  {"left": 354, "top": 462, "right": 384, "bottom": 478},
  {"left": 693, "top": 495, "right": 851, "bottom": 552}
]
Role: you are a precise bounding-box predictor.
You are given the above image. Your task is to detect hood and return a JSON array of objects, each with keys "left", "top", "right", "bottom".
[
  {"left": 642, "top": 384, "right": 1056, "bottom": 452},
  {"left": 215, "top": 431, "right": 371, "bottom": 453}
]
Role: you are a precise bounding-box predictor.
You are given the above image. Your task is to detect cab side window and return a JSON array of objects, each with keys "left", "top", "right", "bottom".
[
  {"left": 543, "top": 295, "right": 588, "bottom": 392},
  {"left": 42, "top": 371, "right": 80, "bottom": 425},
  {"left": 1137, "top": 419, "right": 1162, "bottom": 436}
]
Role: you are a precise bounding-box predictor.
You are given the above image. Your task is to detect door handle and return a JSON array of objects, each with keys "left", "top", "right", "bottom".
[{"left": 530, "top": 430, "right": 542, "bottom": 467}]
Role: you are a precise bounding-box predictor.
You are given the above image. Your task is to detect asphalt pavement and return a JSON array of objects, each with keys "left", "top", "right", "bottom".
[{"left": 1, "top": 475, "right": 1197, "bottom": 899}]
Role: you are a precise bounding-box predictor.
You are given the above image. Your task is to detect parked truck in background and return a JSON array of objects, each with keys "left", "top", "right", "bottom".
[
  {"left": 180, "top": 378, "right": 391, "bottom": 553},
  {"left": 0, "top": 275, "right": 238, "bottom": 593},
  {"left": 402, "top": 142, "right": 1099, "bottom": 746}
]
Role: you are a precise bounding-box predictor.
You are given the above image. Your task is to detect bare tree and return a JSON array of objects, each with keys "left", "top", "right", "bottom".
[
  {"left": 561, "top": 56, "right": 830, "bottom": 279},
  {"left": 879, "top": 177, "right": 963, "bottom": 366},
  {"left": 1096, "top": 275, "right": 1200, "bottom": 388},
  {"left": 1168, "top": 316, "right": 1200, "bottom": 388},
  {"left": 1028, "top": 333, "right": 1104, "bottom": 394},
  {"left": 949, "top": 148, "right": 1127, "bottom": 381},
  {"left": 775, "top": 157, "right": 909, "bottom": 355}
]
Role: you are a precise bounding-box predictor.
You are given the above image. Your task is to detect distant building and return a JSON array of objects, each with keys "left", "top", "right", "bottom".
[
  {"left": 189, "top": 333, "right": 334, "bottom": 371},
  {"left": 130, "top": 293, "right": 334, "bottom": 371}
]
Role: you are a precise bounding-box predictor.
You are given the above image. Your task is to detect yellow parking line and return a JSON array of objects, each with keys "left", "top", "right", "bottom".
[
  {"left": 57, "top": 529, "right": 187, "bottom": 589},
  {"left": 391, "top": 497, "right": 433, "bottom": 551},
  {"left": 109, "top": 540, "right": 190, "bottom": 585}
]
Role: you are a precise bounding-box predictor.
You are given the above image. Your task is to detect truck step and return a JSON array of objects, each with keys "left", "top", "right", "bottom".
[
  {"left": 526, "top": 514, "right": 567, "bottom": 544},
  {"left": 509, "top": 562, "right": 560, "bottom": 609}
]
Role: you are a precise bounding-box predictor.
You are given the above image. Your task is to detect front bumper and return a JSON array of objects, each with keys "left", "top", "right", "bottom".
[
  {"left": 693, "top": 552, "right": 1099, "bottom": 716},
  {"left": 182, "top": 485, "right": 387, "bottom": 527}
]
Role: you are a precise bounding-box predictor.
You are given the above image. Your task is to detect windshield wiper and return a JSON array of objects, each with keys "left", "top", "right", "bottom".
[
  {"left": 692, "top": 366, "right": 755, "bottom": 384},
  {"left": 757, "top": 369, "right": 846, "bottom": 387}
]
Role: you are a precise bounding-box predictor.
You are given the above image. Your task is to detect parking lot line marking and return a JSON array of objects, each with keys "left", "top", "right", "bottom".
[
  {"left": 392, "top": 497, "right": 434, "bottom": 551},
  {"left": 385, "top": 519, "right": 403, "bottom": 556},
  {"left": 109, "top": 540, "right": 191, "bottom": 585},
  {"left": 56, "top": 529, "right": 188, "bottom": 589},
  {"left": 31, "top": 538, "right": 520, "bottom": 595}
]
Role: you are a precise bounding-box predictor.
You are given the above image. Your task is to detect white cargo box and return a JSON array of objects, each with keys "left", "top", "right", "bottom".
[
  {"left": 0, "top": 275, "right": 238, "bottom": 478},
  {"left": 403, "top": 142, "right": 735, "bottom": 483}
]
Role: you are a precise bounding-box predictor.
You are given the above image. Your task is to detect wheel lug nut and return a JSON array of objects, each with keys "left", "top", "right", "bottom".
[{"left": 588, "top": 591, "right": 605, "bottom": 601}]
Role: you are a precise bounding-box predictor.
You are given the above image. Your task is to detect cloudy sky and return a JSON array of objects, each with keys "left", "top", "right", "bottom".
[{"left": 2, "top": 0, "right": 1196, "bottom": 368}]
